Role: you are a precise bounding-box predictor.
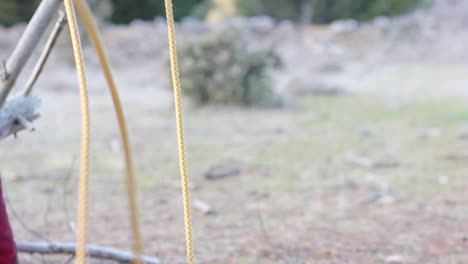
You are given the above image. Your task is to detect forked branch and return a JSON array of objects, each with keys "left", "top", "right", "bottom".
[
  {"left": 0, "top": 0, "right": 62, "bottom": 108},
  {"left": 0, "top": 0, "right": 62, "bottom": 141}
]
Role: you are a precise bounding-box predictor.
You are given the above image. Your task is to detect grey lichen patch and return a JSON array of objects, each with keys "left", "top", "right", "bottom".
[{"left": 0, "top": 95, "right": 40, "bottom": 140}]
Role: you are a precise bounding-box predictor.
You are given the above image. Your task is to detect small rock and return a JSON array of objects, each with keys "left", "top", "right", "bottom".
[
  {"left": 204, "top": 164, "right": 242, "bottom": 180},
  {"left": 437, "top": 176, "right": 449, "bottom": 185},
  {"left": 345, "top": 153, "right": 399, "bottom": 169},
  {"left": 361, "top": 192, "right": 395, "bottom": 205},
  {"left": 193, "top": 199, "right": 215, "bottom": 215},
  {"left": 384, "top": 255, "right": 405, "bottom": 264},
  {"left": 422, "top": 127, "right": 442, "bottom": 139},
  {"left": 274, "top": 127, "right": 285, "bottom": 134},
  {"left": 457, "top": 126, "right": 468, "bottom": 140},
  {"left": 288, "top": 78, "right": 347, "bottom": 97},
  {"left": 316, "top": 61, "right": 344, "bottom": 73},
  {"left": 109, "top": 138, "right": 121, "bottom": 154},
  {"left": 346, "top": 153, "right": 374, "bottom": 168},
  {"left": 373, "top": 159, "right": 400, "bottom": 169},
  {"left": 444, "top": 152, "right": 468, "bottom": 161}
]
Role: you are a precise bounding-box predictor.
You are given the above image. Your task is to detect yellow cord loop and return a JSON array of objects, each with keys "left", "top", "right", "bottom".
[
  {"left": 73, "top": 1, "right": 143, "bottom": 263},
  {"left": 164, "top": 0, "right": 195, "bottom": 263},
  {"left": 62, "top": 0, "right": 90, "bottom": 263}
]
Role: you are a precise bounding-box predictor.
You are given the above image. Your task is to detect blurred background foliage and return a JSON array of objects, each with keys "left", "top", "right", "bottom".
[
  {"left": 0, "top": 0, "right": 424, "bottom": 26},
  {"left": 175, "top": 28, "right": 283, "bottom": 107},
  {"left": 0, "top": 0, "right": 38, "bottom": 26}
]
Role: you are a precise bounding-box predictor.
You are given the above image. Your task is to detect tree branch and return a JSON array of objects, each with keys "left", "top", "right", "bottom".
[
  {"left": 0, "top": 0, "right": 62, "bottom": 108},
  {"left": 23, "top": 11, "right": 68, "bottom": 96},
  {"left": 16, "top": 241, "right": 161, "bottom": 264}
]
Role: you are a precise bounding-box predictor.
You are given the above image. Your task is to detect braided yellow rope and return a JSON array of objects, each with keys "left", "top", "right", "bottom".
[
  {"left": 62, "top": 0, "right": 90, "bottom": 263},
  {"left": 73, "top": 1, "right": 143, "bottom": 263},
  {"left": 164, "top": 0, "right": 195, "bottom": 263}
]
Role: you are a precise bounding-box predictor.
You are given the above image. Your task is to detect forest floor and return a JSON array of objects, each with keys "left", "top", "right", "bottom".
[
  {"left": 2, "top": 2, "right": 468, "bottom": 262},
  {"left": 2, "top": 62, "right": 468, "bottom": 264}
]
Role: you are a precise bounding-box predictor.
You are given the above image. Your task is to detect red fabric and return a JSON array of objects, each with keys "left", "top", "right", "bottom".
[{"left": 0, "top": 179, "right": 17, "bottom": 264}]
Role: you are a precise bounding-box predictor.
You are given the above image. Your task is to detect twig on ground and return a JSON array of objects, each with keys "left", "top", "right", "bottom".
[{"left": 16, "top": 241, "right": 161, "bottom": 264}]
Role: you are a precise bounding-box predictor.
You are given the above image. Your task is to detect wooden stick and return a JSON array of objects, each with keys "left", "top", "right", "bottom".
[
  {"left": 23, "top": 11, "right": 67, "bottom": 96},
  {"left": 16, "top": 241, "right": 161, "bottom": 264},
  {"left": 0, "top": 0, "right": 62, "bottom": 108}
]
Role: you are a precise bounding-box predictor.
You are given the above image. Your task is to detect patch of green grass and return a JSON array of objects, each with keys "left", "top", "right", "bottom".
[{"left": 300, "top": 95, "right": 468, "bottom": 125}]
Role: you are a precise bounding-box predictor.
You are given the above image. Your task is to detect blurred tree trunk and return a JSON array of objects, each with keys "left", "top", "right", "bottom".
[
  {"left": 321, "top": 0, "right": 334, "bottom": 23},
  {"left": 294, "top": 0, "right": 313, "bottom": 25},
  {"left": 382, "top": 0, "right": 391, "bottom": 16}
]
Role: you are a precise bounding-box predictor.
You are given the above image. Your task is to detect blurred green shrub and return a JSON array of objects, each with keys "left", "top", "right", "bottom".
[
  {"left": 0, "top": 0, "right": 37, "bottom": 26},
  {"left": 174, "top": 29, "right": 283, "bottom": 107},
  {"left": 236, "top": 0, "right": 424, "bottom": 24},
  {"left": 0, "top": 0, "right": 427, "bottom": 26},
  {"left": 110, "top": 0, "right": 204, "bottom": 23},
  {"left": 325, "top": 0, "right": 424, "bottom": 22},
  {"left": 191, "top": 0, "right": 212, "bottom": 19}
]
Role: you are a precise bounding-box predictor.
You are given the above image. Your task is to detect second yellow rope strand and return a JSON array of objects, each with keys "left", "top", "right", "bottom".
[
  {"left": 62, "top": 0, "right": 90, "bottom": 263},
  {"left": 73, "top": 0, "right": 143, "bottom": 262}
]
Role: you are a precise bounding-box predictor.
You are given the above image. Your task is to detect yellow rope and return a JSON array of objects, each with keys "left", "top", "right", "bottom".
[
  {"left": 62, "top": 0, "right": 90, "bottom": 263},
  {"left": 164, "top": 0, "right": 195, "bottom": 263},
  {"left": 73, "top": 1, "right": 143, "bottom": 263}
]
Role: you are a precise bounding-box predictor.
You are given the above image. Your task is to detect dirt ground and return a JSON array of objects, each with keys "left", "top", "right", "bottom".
[{"left": 1, "top": 2, "right": 468, "bottom": 263}]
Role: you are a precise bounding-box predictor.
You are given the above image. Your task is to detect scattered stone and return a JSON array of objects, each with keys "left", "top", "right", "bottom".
[
  {"left": 287, "top": 78, "right": 347, "bottom": 97},
  {"left": 421, "top": 127, "right": 442, "bottom": 139},
  {"left": 345, "top": 153, "right": 399, "bottom": 169},
  {"left": 316, "top": 61, "right": 344, "bottom": 73},
  {"left": 361, "top": 192, "right": 395, "bottom": 205},
  {"left": 360, "top": 128, "right": 373, "bottom": 139},
  {"left": 193, "top": 199, "right": 215, "bottom": 215},
  {"left": 204, "top": 163, "right": 242, "bottom": 180},
  {"left": 384, "top": 255, "right": 405, "bottom": 264},
  {"left": 109, "top": 138, "right": 121, "bottom": 155},
  {"left": 457, "top": 126, "right": 468, "bottom": 140},
  {"left": 346, "top": 153, "right": 374, "bottom": 168},
  {"left": 437, "top": 176, "right": 449, "bottom": 185},
  {"left": 444, "top": 151, "right": 468, "bottom": 161}
]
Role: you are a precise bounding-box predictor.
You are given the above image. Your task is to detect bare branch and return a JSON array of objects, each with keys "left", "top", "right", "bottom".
[
  {"left": 0, "top": 0, "right": 62, "bottom": 108},
  {"left": 16, "top": 241, "right": 161, "bottom": 264},
  {"left": 24, "top": 11, "right": 68, "bottom": 96}
]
